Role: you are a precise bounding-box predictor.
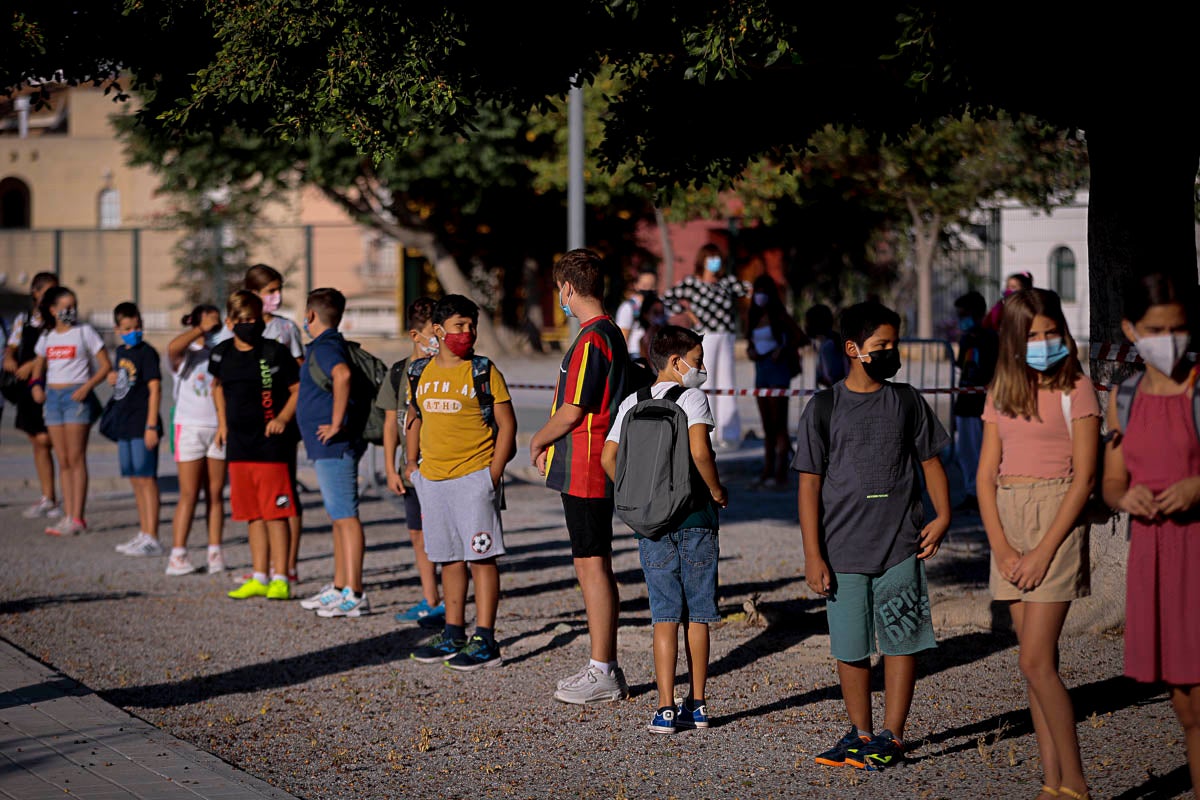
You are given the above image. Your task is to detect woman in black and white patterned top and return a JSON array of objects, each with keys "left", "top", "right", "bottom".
[{"left": 663, "top": 244, "right": 752, "bottom": 448}]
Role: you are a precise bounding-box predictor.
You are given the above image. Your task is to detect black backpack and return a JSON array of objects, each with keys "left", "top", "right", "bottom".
[
  {"left": 307, "top": 338, "right": 389, "bottom": 445},
  {"left": 809, "top": 382, "right": 919, "bottom": 466},
  {"left": 613, "top": 385, "right": 695, "bottom": 538}
]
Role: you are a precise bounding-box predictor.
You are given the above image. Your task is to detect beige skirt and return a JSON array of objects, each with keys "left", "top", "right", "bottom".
[{"left": 990, "top": 478, "right": 1090, "bottom": 602}]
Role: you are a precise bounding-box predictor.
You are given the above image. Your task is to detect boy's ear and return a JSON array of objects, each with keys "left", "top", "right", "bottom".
[{"left": 844, "top": 338, "right": 859, "bottom": 358}]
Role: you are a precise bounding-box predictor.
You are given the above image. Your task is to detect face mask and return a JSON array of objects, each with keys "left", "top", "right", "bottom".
[
  {"left": 233, "top": 320, "right": 266, "bottom": 345},
  {"left": 676, "top": 357, "right": 708, "bottom": 389},
  {"left": 121, "top": 331, "right": 143, "bottom": 347},
  {"left": 857, "top": 347, "right": 901, "bottom": 381},
  {"left": 704, "top": 256, "right": 722, "bottom": 274},
  {"left": 56, "top": 308, "right": 78, "bottom": 326},
  {"left": 1135, "top": 332, "right": 1190, "bottom": 376},
  {"left": 204, "top": 332, "right": 219, "bottom": 347},
  {"left": 261, "top": 292, "right": 282, "bottom": 314},
  {"left": 419, "top": 335, "right": 440, "bottom": 357},
  {"left": 559, "top": 285, "right": 574, "bottom": 319},
  {"left": 753, "top": 293, "right": 769, "bottom": 307},
  {"left": 442, "top": 331, "right": 476, "bottom": 358},
  {"left": 650, "top": 313, "right": 668, "bottom": 326},
  {"left": 958, "top": 316, "right": 976, "bottom": 332},
  {"left": 1024, "top": 337, "right": 1069, "bottom": 372},
  {"left": 1002, "top": 288, "right": 1016, "bottom": 298}
]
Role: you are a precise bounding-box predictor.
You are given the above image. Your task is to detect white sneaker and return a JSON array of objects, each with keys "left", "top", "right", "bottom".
[
  {"left": 316, "top": 589, "right": 370, "bottom": 618},
  {"left": 206, "top": 550, "right": 227, "bottom": 574},
  {"left": 23, "top": 497, "right": 61, "bottom": 519},
  {"left": 115, "top": 533, "right": 145, "bottom": 554},
  {"left": 553, "top": 665, "right": 630, "bottom": 705},
  {"left": 165, "top": 553, "right": 197, "bottom": 576},
  {"left": 45, "top": 517, "right": 81, "bottom": 537},
  {"left": 122, "top": 533, "right": 166, "bottom": 557},
  {"left": 557, "top": 663, "right": 593, "bottom": 690},
  {"left": 299, "top": 583, "right": 340, "bottom": 611}
]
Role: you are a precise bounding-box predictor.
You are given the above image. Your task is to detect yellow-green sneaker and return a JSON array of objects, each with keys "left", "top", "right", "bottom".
[
  {"left": 266, "top": 579, "right": 291, "bottom": 600},
  {"left": 228, "top": 578, "right": 269, "bottom": 600}
]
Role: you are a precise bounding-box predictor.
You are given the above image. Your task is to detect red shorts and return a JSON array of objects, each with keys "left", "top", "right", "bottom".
[{"left": 229, "top": 462, "right": 297, "bottom": 522}]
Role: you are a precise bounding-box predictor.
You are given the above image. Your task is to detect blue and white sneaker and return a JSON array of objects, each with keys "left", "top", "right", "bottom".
[
  {"left": 395, "top": 598, "right": 446, "bottom": 624},
  {"left": 647, "top": 708, "right": 677, "bottom": 735},
  {"left": 299, "top": 583, "right": 341, "bottom": 611},
  {"left": 316, "top": 589, "right": 370, "bottom": 618},
  {"left": 410, "top": 632, "right": 467, "bottom": 664},
  {"left": 675, "top": 698, "right": 710, "bottom": 729},
  {"left": 443, "top": 635, "right": 503, "bottom": 672}
]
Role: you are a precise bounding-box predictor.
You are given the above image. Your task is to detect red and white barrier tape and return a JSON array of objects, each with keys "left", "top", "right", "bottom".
[{"left": 1089, "top": 342, "right": 1143, "bottom": 364}]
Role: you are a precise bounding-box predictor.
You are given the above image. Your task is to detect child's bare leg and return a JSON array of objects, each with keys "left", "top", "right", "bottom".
[
  {"left": 174, "top": 460, "right": 202, "bottom": 549},
  {"left": 131, "top": 476, "right": 159, "bottom": 538},
  {"left": 837, "top": 659, "right": 873, "bottom": 734},
  {"left": 882, "top": 654, "right": 915, "bottom": 739},
  {"left": 1169, "top": 684, "right": 1200, "bottom": 799},
  {"left": 287, "top": 511, "right": 302, "bottom": 575},
  {"left": 683, "top": 621, "right": 710, "bottom": 702},
  {"left": 30, "top": 432, "right": 56, "bottom": 502},
  {"left": 247, "top": 519, "right": 269, "bottom": 575},
  {"left": 267, "top": 519, "right": 290, "bottom": 579},
  {"left": 205, "top": 459, "right": 226, "bottom": 547},
  {"left": 1011, "top": 601, "right": 1061, "bottom": 790},
  {"left": 335, "top": 517, "right": 365, "bottom": 594},
  {"left": 332, "top": 523, "right": 347, "bottom": 588},
  {"left": 410, "top": 529, "right": 440, "bottom": 606},
  {"left": 653, "top": 622, "right": 680, "bottom": 708},
  {"left": 468, "top": 558, "right": 498, "bottom": 629},
  {"left": 441, "top": 561, "right": 469, "bottom": 627}
]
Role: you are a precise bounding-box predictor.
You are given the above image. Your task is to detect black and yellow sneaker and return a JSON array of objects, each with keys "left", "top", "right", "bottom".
[
  {"left": 814, "top": 726, "right": 871, "bottom": 767},
  {"left": 845, "top": 729, "right": 905, "bottom": 770}
]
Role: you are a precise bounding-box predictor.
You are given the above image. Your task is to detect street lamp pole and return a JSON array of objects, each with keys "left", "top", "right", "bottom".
[{"left": 567, "top": 77, "right": 584, "bottom": 339}]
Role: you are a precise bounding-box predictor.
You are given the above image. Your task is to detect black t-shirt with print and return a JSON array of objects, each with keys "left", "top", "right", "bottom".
[
  {"left": 208, "top": 339, "right": 300, "bottom": 463},
  {"left": 112, "top": 342, "right": 163, "bottom": 440}
]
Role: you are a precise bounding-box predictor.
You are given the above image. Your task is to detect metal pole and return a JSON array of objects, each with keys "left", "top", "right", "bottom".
[
  {"left": 131, "top": 228, "right": 141, "bottom": 306},
  {"left": 567, "top": 78, "right": 584, "bottom": 338},
  {"left": 304, "top": 225, "right": 314, "bottom": 296},
  {"left": 53, "top": 229, "right": 62, "bottom": 277}
]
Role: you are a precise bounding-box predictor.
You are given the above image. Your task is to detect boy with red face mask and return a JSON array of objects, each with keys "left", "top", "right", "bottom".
[{"left": 404, "top": 295, "right": 518, "bottom": 671}]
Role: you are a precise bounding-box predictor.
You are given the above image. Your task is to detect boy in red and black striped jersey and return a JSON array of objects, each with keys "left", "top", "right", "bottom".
[{"left": 530, "top": 248, "right": 632, "bottom": 704}]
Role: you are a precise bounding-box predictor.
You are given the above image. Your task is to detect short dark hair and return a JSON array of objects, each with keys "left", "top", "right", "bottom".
[
  {"left": 244, "top": 263, "right": 284, "bottom": 292},
  {"left": 433, "top": 294, "right": 479, "bottom": 325},
  {"left": 406, "top": 296, "right": 438, "bottom": 331},
  {"left": 113, "top": 301, "right": 142, "bottom": 327},
  {"left": 552, "top": 248, "right": 605, "bottom": 299},
  {"left": 648, "top": 324, "right": 703, "bottom": 372},
  {"left": 181, "top": 304, "right": 221, "bottom": 328},
  {"left": 839, "top": 301, "right": 901, "bottom": 347},
  {"left": 954, "top": 290, "right": 987, "bottom": 320},
  {"left": 804, "top": 303, "right": 834, "bottom": 335},
  {"left": 227, "top": 289, "right": 263, "bottom": 321},
  {"left": 306, "top": 287, "right": 346, "bottom": 327}
]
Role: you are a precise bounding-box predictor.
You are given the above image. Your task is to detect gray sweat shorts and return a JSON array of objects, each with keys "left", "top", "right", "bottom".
[{"left": 411, "top": 466, "right": 505, "bottom": 563}]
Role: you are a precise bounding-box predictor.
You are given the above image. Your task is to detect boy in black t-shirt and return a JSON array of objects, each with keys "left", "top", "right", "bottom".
[
  {"left": 209, "top": 291, "right": 301, "bottom": 601},
  {"left": 111, "top": 302, "right": 166, "bottom": 558}
]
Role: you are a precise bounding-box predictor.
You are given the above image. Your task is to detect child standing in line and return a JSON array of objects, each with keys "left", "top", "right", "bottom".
[
  {"left": 792, "top": 301, "right": 951, "bottom": 771},
  {"left": 602, "top": 325, "right": 728, "bottom": 734},
  {"left": 210, "top": 290, "right": 301, "bottom": 601},
  {"left": 378, "top": 296, "right": 445, "bottom": 627},
  {"left": 165, "top": 304, "right": 228, "bottom": 575},
  {"left": 31, "top": 286, "right": 112, "bottom": 536},
  {"left": 406, "top": 294, "right": 517, "bottom": 671},
  {"left": 109, "top": 302, "right": 165, "bottom": 557},
  {"left": 1102, "top": 273, "right": 1200, "bottom": 800},
  {"left": 977, "top": 288, "right": 1098, "bottom": 800}
]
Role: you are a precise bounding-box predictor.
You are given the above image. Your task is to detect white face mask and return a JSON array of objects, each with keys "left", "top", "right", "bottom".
[
  {"left": 676, "top": 357, "right": 708, "bottom": 389},
  {"left": 1136, "top": 332, "right": 1190, "bottom": 376},
  {"left": 419, "top": 334, "right": 439, "bottom": 357}
]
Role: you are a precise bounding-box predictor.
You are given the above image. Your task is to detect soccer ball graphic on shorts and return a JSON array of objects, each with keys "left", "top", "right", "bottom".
[{"left": 471, "top": 532, "right": 493, "bottom": 554}]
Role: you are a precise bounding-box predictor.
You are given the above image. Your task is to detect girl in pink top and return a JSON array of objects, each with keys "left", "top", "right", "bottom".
[
  {"left": 1101, "top": 273, "right": 1200, "bottom": 797},
  {"left": 977, "top": 288, "right": 1100, "bottom": 800}
]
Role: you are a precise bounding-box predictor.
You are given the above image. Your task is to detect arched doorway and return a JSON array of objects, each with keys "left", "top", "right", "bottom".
[{"left": 0, "top": 177, "right": 31, "bottom": 229}]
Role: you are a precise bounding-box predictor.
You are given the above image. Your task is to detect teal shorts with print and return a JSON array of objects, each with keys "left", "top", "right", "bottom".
[{"left": 826, "top": 553, "right": 937, "bottom": 663}]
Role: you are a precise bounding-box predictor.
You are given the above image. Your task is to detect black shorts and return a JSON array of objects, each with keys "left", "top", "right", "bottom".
[
  {"left": 14, "top": 395, "right": 46, "bottom": 436},
  {"left": 404, "top": 484, "right": 422, "bottom": 532},
  {"left": 561, "top": 494, "right": 614, "bottom": 558}
]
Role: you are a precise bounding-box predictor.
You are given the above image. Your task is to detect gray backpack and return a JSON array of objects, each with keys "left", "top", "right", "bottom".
[
  {"left": 613, "top": 385, "right": 695, "bottom": 539},
  {"left": 1114, "top": 370, "right": 1200, "bottom": 439}
]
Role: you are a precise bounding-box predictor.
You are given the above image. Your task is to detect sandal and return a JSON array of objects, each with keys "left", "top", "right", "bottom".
[
  {"left": 1057, "top": 788, "right": 1089, "bottom": 800},
  {"left": 1039, "top": 788, "right": 1059, "bottom": 798}
]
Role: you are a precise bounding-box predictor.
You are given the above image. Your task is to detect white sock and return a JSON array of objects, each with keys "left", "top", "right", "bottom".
[
  {"left": 590, "top": 659, "right": 612, "bottom": 675},
  {"left": 207, "top": 545, "right": 222, "bottom": 555},
  {"left": 253, "top": 572, "right": 269, "bottom": 585},
  {"left": 171, "top": 547, "right": 187, "bottom": 559}
]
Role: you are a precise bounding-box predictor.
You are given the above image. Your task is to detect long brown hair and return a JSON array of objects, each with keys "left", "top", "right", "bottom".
[{"left": 990, "top": 288, "right": 1083, "bottom": 420}]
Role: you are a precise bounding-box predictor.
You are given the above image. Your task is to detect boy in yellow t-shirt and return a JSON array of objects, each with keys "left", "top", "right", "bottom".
[{"left": 404, "top": 294, "right": 517, "bottom": 671}]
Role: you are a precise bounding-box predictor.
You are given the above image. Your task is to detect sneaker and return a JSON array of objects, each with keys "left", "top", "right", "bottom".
[
  {"left": 228, "top": 578, "right": 270, "bottom": 599},
  {"left": 444, "top": 635, "right": 503, "bottom": 672},
  {"left": 317, "top": 589, "right": 370, "bottom": 618},
  {"left": 206, "top": 550, "right": 226, "bottom": 574},
  {"left": 675, "top": 698, "right": 710, "bottom": 730},
  {"left": 266, "top": 579, "right": 291, "bottom": 600},
  {"left": 815, "top": 726, "right": 872, "bottom": 767},
  {"left": 647, "top": 708, "right": 677, "bottom": 735},
  {"left": 115, "top": 533, "right": 144, "bottom": 553},
  {"left": 553, "top": 665, "right": 629, "bottom": 705},
  {"left": 846, "top": 730, "right": 905, "bottom": 771},
  {"left": 299, "top": 583, "right": 341, "bottom": 610},
  {"left": 45, "top": 518, "right": 81, "bottom": 537},
  {"left": 395, "top": 598, "right": 445, "bottom": 623},
  {"left": 22, "top": 497, "right": 60, "bottom": 519},
  {"left": 410, "top": 632, "right": 467, "bottom": 664},
  {"left": 165, "top": 554, "right": 197, "bottom": 576},
  {"left": 557, "top": 663, "right": 592, "bottom": 690},
  {"left": 121, "top": 533, "right": 165, "bottom": 557}
]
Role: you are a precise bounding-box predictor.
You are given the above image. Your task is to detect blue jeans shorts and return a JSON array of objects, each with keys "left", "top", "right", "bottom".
[
  {"left": 43, "top": 385, "right": 101, "bottom": 427},
  {"left": 118, "top": 438, "right": 160, "bottom": 478},
  {"left": 826, "top": 553, "right": 937, "bottom": 662},
  {"left": 638, "top": 527, "right": 720, "bottom": 624},
  {"left": 314, "top": 451, "right": 362, "bottom": 521}
]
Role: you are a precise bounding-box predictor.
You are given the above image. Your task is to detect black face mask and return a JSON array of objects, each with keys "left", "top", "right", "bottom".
[
  {"left": 860, "top": 347, "right": 901, "bottom": 381},
  {"left": 233, "top": 320, "right": 266, "bottom": 345}
]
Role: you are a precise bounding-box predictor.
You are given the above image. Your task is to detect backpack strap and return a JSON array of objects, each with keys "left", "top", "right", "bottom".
[
  {"left": 1114, "top": 371, "right": 1143, "bottom": 435},
  {"left": 389, "top": 357, "right": 408, "bottom": 397},
  {"left": 471, "top": 355, "right": 496, "bottom": 432},
  {"left": 664, "top": 385, "right": 686, "bottom": 404},
  {"left": 406, "top": 356, "right": 433, "bottom": 420},
  {"left": 810, "top": 388, "right": 835, "bottom": 466},
  {"left": 636, "top": 386, "right": 652, "bottom": 404},
  {"left": 1061, "top": 389, "right": 1074, "bottom": 440}
]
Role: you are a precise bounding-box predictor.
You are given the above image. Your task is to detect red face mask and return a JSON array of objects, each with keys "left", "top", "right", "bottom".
[{"left": 442, "top": 331, "right": 476, "bottom": 358}]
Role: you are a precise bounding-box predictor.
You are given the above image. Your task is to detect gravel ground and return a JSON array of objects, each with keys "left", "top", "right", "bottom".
[{"left": 0, "top": 450, "right": 1189, "bottom": 800}]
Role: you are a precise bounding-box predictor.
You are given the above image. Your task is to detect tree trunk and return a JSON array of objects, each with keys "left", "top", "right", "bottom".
[{"left": 909, "top": 205, "right": 940, "bottom": 339}]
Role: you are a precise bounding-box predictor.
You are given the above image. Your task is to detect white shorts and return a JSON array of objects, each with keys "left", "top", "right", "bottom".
[
  {"left": 412, "top": 466, "right": 504, "bottom": 563},
  {"left": 173, "top": 424, "right": 226, "bottom": 463}
]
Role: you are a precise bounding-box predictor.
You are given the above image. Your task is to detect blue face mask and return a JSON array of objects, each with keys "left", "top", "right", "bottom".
[
  {"left": 1025, "top": 337, "right": 1069, "bottom": 372},
  {"left": 958, "top": 317, "right": 976, "bottom": 333},
  {"left": 704, "top": 256, "right": 722, "bottom": 274},
  {"left": 121, "top": 330, "right": 143, "bottom": 347},
  {"left": 559, "top": 285, "right": 574, "bottom": 319}
]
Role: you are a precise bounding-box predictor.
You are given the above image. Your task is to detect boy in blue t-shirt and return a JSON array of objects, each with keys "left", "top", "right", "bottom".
[
  {"left": 791, "top": 301, "right": 951, "bottom": 770},
  {"left": 110, "top": 302, "right": 165, "bottom": 558},
  {"left": 602, "top": 325, "right": 728, "bottom": 735}
]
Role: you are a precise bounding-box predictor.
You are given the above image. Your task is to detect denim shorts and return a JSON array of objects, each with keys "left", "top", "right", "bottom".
[
  {"left": 43, "top": 385, "right": 101, "bottom": 427},
  {"left": 826, "top": 553, "right": 937, "bottom": 663},
  {"left": 313, "top": 451, "right": 362, "bottom": 521},
  {"left": 638, "top": 527, "right": 720, "bottom": 624},
  {"left": 118, "top": 438, "right": 159, "bottom": 478}
]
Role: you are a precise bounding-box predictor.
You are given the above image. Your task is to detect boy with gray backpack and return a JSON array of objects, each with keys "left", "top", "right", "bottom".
[{"left": 602, "top": 325, "right": 728, "bottom": 734}]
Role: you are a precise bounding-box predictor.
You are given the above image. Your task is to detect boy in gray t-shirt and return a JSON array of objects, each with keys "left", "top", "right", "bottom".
[{"left": 791, "top": 301, "right": 951, "bottom": 771}]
